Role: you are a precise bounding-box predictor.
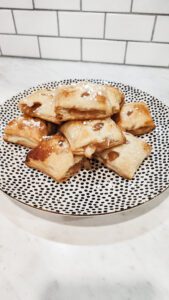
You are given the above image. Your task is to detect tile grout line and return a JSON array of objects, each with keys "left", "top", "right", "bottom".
[
  {"left": 37, "top": 36, "right": 42, "bottom": 58},
  {"left": 0, "top": 32, "right": 169, "bottom": 44},
  {"left": 103, "top": 13, "right": 107, "bottom": 39},
  {"left": 56, "top": 11, "right": 60, "bottom": 36},
  {"left": 11, "top": 10, "right": 17, "bottom": 33},
  {"left": 0, "top": 45, "right": 3, "bottom": 56},
  {"left": 130, "top": 0, "right": 134, "bottom": 12},
  {"left": 1, "top": 7, "right": 169, "bottom": 15},
  {"left": 32, "top": 0, "right": 35, "bottom": 9},
  {"left": 124, "top": 41, "right": 128, "bottom": 64},
  {"left": 80, "top": 0, "right": 82, "bottom": 11},
  {"left": 80, "top": 38, "right": 83, "bottom": 61},
  {"left": 151, "top": 15, "right": 157, "bottom": 41}
]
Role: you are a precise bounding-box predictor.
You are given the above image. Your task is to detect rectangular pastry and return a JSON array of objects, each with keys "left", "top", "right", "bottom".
[
  {"left": 97, "top": 132, "right": 152, "bottom": 179},
  {"left": 3, "top": 116, "right": 55, "bottom": 148},
  {"left": 25, "top": 133, "right": 89, "bottom": 182},
  {"left": 19, "top": 88, "right": 57, "bottom": 123},
  {"left": 19, "top": 82, "right": 124, "bottom": 124},
  {"left": 115, "top": 102, "right": 155, "bottom": 135},
  {"left": 60, "top": 118, "right": 125, "bottom": 158}
]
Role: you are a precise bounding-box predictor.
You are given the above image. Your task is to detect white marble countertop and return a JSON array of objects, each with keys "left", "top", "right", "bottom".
[{"left": 0, "top": 57, "right": 169, "bottom": 300}]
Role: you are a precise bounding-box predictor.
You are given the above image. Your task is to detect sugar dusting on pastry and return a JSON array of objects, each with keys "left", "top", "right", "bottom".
[{"left": 20, "top": 117, "right": 41, "bottom": 128}]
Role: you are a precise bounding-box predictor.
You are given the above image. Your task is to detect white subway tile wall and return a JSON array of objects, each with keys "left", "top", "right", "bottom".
[
  {"left": 0, "top": 0, "right": 33, "bottom": 9},
  {"left": 59, "top": 12, "right": 104, "bottom": 38},
  {"left": 82, "top": 0, "right": 131, "bottom": 12},
  {"left": 0, "top": 35, "right": 39, "bottom": 57},
  {"left": 0, "top": 10, "right": 15, "bottom": 33},
  {"left": 106, "top": 14, "right": 155, "bottom": 41},
  {"left": 83, "top": 39, "right": 126, "bottom": 63},
  {"left": 126, "top": 42, "right": 169, "bottom": 67},
  {"left": 40, "top": 37, "right": 80, "bottom": 60},
  {"left": 132, "top": 0, "right": 169, "bottom": 14},
  {"left": 14, "top": 10, "right": 58, "bottom": 35},
  {"left": 0, "top": 0, "right": 168, "bottom": 67},
  {"left": 153, "top": 16, "right": 169, "bottom": 42},
  {"left": 34, "top": 0, "right": 80, "bottom": 10}
]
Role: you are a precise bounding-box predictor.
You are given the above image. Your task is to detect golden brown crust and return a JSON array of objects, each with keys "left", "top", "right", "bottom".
[
  {"left": 25, "top": 134, "right": 88, "bottom": 182},
  {"left": 96, "top": 132, "right": 152, "bottom": 179},
  {"left": 60, "top": 118, "right": 126, "bottom": 158},
  {"left": 127, "top": 125, "right": 155, "bottom": 136},
  {"left": 61, "top": 157, "right": 90, "bottom": 182},
  {"left": 116, "top": 102, "right": 155, "bottom": 136},
  {"left": 21, "top": 103, "right": 41, "bottom": 117},
  {"left": 26, "top": 134, "right": 68, "bottom": 162},
  {"left": 3, "top": 116, "right": 51, "bottom": 148},
  {"left": 107, "top": 151, "right": 119, "bottom": 161},
  {"left": 19, "top": 83, "right": 125, "bottom": 123}
]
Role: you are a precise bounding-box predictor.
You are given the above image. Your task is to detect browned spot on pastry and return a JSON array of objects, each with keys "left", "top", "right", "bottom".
[
  {"left": 133, "top": 103, "right": 151, "bottom": 116},
  {"left": 61, "top": 159, "right": 86, "bottom": 182},
  {"left": 127, "top": 110, "right": 133, "bottom": 116},
  {"left": 56, "top": 113, "right": 63, "bottom": 121},
  {"left": 56, "top": 134, "right": 65, "bottom": 142},
  {"left": 55, "top": 107, "right": 64, "bottom": 121},
  {"left": 108, "top": 151, "right": 119, "bottom": 161},
  {"left": 69, "top": 162, "right": 82, "bottom": 175},
  {"left": 31, "top": 102, "right": 41, "bottom": 111},
  {"left": 143, "top": 143, "right": 151, "bottom": 152},
  {"left": 96, "top": 95, "right": 106, "bottom": 104},
  {"left": 21, "top": 103, "right": 41, "bottom": 116},
  {"left": 93, "top": 140, "right": 110, "bottom": 152},
  {"left": 60, "top": 89, "right": 75, "bottom": 98},
  {"left": 26, "top": 143, "right": 52, "bottom": 162},
  {"left": 17, "top": 121, "right": 25, "bottom": 130},
  {"left": 129, "top": 124, "right": 155, "bottom": 135},
  {"left": 7, "top": 119, "right": 15, "bottom": 126},
  {"left": 68, "top": 108, "right": 103, "bottom": 115},
  {"left": 93, "top": 122, "right": 104, "bottom": 131},
  {"left": 83, "top": 159, "right": 91, "bottom": 170},
  {"left": 81, "top": 92, "right": 90, "bottom": 97}
]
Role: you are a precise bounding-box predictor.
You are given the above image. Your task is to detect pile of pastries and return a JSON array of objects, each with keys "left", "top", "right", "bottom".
[{"left": 3, "top": 81, "right": 155, "bottom": 182}]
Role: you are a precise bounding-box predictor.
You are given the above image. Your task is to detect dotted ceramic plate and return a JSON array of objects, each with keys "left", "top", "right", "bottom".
[{"left": 0, "top": 79, "right": 169, "bottom": 216}]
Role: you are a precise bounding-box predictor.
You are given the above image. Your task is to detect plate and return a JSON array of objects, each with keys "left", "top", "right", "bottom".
[{"left": 0, "top": 79, "right": 169, "bottom": 216}]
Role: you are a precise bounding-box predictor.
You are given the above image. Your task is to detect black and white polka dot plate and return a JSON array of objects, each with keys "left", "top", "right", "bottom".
[{"left": 0, "top": 79, "right": 169, "bottom": 216}]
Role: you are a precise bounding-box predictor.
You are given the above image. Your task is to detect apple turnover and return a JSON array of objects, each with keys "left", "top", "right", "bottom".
[
  {"left": 60, "top": 118, "right": 125, "bottom": 158},
  {"left": 25, "top": 133, "right": 89, "bottom": 182},
  {"left": 19, "top": 82, "right": 124, "bottom": 124},
  {"left": 3, "top": 116, "right": 54, "bottom": 148},
  {"left": 97, "top": 132, "right": 152, "bottom": 179},
  {"left": 115, "top": 102, "right": 155, "bottom": 135}
]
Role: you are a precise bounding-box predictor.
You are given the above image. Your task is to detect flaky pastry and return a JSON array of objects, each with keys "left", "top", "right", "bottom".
[
  {"left": 19, "top": 82, "right": 124, "bottom": 124},
  {"left": 115, "top": 102, "right": 155, "bottom": 135},
  {"left": 25, "top": 133, "right": 90, "bottom": 182},
  {"left": 3, "top": 116, "right": 54, "bottom": 148},
  {"left": 60, "top": 118, "right": 125, "bottom": 158},
  {"left": 97, "top": 132, "right": 152, "bottom": 179}
]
